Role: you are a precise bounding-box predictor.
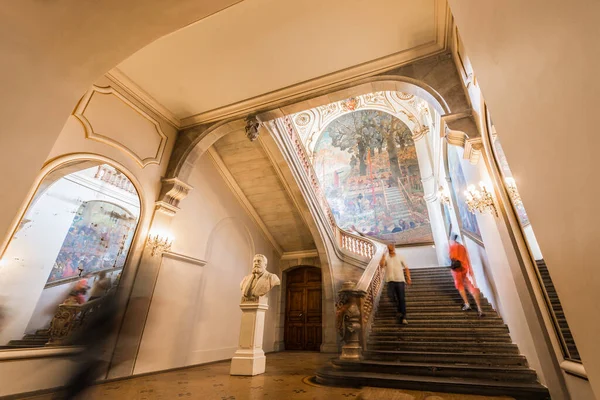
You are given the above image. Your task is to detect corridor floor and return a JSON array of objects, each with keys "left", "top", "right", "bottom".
[{"left": 24, "top": 352, "right": 513, "bottom": 400}]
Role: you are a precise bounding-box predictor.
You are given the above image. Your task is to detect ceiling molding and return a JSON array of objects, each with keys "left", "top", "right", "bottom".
[
  {"left": 181, "top": 44, "right": 445, "bottom": 128},
  {"left": 207, "top": 147, "right": 283, "bottom": 255},
  {"left": 280, "top": 249, "right": 319, "bottom": 261},
  {"left": 106, "top": 68, "right": 181, "bottom": 129},
  {"left": 112, "top": 0, "right": 450, "bottom": 130}
]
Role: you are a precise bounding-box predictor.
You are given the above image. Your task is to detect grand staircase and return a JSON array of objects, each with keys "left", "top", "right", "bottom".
[{"left": 317, "top": 267, "right": 550, "bottom": 399}]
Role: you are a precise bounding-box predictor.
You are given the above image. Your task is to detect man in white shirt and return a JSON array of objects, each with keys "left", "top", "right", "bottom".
[{"left": 380, "top": 243, "right": 411, "bottom": 324}]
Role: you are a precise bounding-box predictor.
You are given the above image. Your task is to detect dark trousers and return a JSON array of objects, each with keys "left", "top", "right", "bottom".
[{"left": 388, "top": 281, "right": 406, "bottom": 317}]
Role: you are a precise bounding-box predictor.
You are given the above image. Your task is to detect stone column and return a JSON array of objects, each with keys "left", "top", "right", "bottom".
[
  {"left": 230, "top": 296, "right": 269, "bottom": 376},
  {"left": 414, "top": 133, "right": 449, "bottom": 265}
]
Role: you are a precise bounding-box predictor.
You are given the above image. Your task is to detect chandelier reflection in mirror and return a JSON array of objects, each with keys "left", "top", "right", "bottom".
[
  {"left": 438, "top": 186, "right": 451, "bottom": 206},
  {"left": 147, "top": 232, "right": 173, "bottom": 256},
  {"left": 504, "top": 177, "right": 522, "bottom": 205},
  {"left": 464, "top": 182, "right": 498, "bottom": 217}
]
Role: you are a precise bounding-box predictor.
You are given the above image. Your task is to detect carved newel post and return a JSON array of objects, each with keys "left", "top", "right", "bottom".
[
  {"left": 230, "top": 254, "right": 280, "bottom": 376},
  {"left": 337, "top": 281, "right": 365, "bottom": 361}
]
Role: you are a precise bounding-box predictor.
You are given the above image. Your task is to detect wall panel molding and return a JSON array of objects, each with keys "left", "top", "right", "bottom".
[{"left": 74, "top": 85, "right": 168, "bottom": 168}]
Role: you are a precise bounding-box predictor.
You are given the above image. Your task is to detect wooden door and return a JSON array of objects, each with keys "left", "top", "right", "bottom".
[{"left": 284, "top": 267, "right": 322, "bottom": 351}]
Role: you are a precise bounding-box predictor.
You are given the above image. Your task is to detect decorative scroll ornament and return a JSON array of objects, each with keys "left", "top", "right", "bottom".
[
  {"left": 465, "top": 182, "right": 498, "bottom": 217},
  {"left": 245, "top": 116, "right": 261, "bottom": 142}
]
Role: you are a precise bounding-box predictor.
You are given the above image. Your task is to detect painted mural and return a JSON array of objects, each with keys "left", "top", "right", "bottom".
[
  {"left": 313, "top": 110, "right": 433, "bottom": 245},
  {"left": 493, "top": 137, "right": 530, "bottom": 227},
  {"left": 447, "top": 145, "right": 482, "bottom": 242},
  {"left": 46, "top": 200, "right": 138, "bottom": 284}
]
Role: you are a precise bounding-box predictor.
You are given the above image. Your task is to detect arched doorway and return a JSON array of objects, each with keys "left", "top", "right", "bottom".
[
  {"left": 284, "top": 266, "right": 322, "bottom": 351},
  {"left": 0, "top": 160, "right": 141, "bottom": 347}
]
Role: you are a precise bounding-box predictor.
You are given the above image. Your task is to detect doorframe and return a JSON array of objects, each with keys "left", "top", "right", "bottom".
[{"left": 280, "top": 264, "right": 323, "bottom": 351}]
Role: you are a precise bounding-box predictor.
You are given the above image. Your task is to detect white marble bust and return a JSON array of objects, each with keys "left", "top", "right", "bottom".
[{"left": 240, "top": 254, "right": 280, "bottom": 301}]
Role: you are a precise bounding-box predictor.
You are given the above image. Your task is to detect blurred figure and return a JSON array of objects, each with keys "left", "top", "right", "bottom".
[
  {"left": 61, "top": 292, "right": 119, "bottom": 399},
  {"left": 88, "top": 271, "right": 111, "bottom": 301},
  {"left": 449, "top": 234, "right": 485, "bottom": 317},
  {"left": 380, "top": 243, "right": 411, "bottom": 324},
  {"left": 63, "top": 279, "right": 89, "bottom": 305}
]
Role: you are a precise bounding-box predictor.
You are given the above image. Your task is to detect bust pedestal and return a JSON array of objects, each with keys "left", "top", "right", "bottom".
[{"left": 230, "top": 296, "right": 269, "bottom": 376}]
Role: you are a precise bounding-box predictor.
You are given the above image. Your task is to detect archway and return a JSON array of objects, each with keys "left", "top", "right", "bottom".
[{"left": 0, "top": 158, "right": 142, "bottom": 347}]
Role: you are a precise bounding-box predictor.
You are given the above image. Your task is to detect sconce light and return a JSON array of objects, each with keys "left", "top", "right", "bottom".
[
  {"left": 464, "top": 182, "right": 498, "bottom": 217},
  {"left": 438, "top": 186, "right": 451, "bottom": 206},
  {"left": 147, "top": 231, "right": 173, "bottom": 257},
  {"left": 504, "top": 177, "right": 522, "bottom": 205}
]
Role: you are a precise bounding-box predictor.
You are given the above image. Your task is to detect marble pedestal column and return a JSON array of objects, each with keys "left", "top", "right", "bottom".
[{"left": 230, "top": 296, "right": 269, "bottom": 376}]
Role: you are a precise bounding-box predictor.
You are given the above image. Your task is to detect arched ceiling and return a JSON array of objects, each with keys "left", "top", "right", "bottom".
[{"left": 115, "top": 0, "right": 449, "bottom": 126}]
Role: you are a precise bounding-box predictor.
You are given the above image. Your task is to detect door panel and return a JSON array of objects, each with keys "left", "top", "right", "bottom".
[{"left": 284, "top": 266, "right": 322, "bottom": 351}]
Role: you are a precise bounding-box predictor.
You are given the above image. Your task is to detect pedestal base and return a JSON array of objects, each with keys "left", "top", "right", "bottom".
[
  {"left": 229, "top": 297, "right": 269, "bottom": 376},
  {"left": 230, "top": 349, "right": 266, "bottom": 376}
]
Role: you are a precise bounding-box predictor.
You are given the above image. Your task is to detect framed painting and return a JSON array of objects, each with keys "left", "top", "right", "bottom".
[{"left": 447, "top": 145, "right": 483, "bottom": 244}]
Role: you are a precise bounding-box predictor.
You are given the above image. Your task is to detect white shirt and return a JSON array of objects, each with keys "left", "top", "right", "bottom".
[{"left": 384, "top": 253, "right": 407, "bottom": 283}]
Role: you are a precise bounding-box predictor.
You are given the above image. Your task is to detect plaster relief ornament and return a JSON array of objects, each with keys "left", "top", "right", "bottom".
[
  {"left": 245, "top": 116, "right": 261, "bottom": 142},
  {"left": 240, "top": 254, "right": 280, "bottom": 301}
]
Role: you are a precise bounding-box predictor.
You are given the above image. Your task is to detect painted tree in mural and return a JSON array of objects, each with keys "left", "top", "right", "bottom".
[{"left": 325, "top": 110, "right": 413, "bottom": 186}]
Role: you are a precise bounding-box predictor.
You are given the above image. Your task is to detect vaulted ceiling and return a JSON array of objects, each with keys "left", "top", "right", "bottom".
[
  {"left": 209, "top": 130, "right": 316, "bottom": 253},
  {"left": 114, "top": 0, "right": 449, "bottom": 126}
]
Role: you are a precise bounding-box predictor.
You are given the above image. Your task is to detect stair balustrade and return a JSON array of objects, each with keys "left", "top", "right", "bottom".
[
  {"left": 46, "top": 297, "right": 104, "bottom": 345},
  {"left": 337, "top": 234, "right": 386, "bottom": 361}
]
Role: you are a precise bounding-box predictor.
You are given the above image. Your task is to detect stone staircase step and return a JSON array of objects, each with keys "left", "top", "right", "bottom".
[
  {"left": 363, "top": 350, "right": 528, "bottom": 367},
  {"left": 370, "top": 326, "right": 509, "bottom": 334},
  {"left": 330, "top": 359, "right": 538, "bottom": 382},
  {"left": 367, "top": 341, "right": 520, "bottom": 354},
  {"left": 368, "top": 334, "right": 514, "bottom": 343},
  {"left": 316, "top": 366, "right": 550, "bottom": 399},
  {"left": 373, "top": 318, "right": 505, "bottom": 327}
]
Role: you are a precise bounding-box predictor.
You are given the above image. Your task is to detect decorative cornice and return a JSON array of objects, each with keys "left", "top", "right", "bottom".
[
  {"left": 464, "top": 137, "right": 484, "bottom": 165},
  {"left": 280, "top": 249, "right": 319, "bottom": 260},
  {"left": 207, "top": 147, "right": 283, "bottom": 255},
  {"left": 445, "top": 129, "right": 467, "bottom": 147},
  {"left": 155, "top": 200, "right": 179, "bottom": 217},
  {"left": 105, "top": 68, "right": 181, "bottom": 129}
]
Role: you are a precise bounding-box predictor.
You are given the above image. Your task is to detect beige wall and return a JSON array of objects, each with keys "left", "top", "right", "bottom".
[
  {"left": 133, "top": 154, "right": 281, "bottom": 374},
  {"left": 449, "top": 1, "right": 600, "bottom": 397},
  {"left": 0, "top": 76, "right": 177, "bottom": 396},
  {"left": 0, "top": 1, "right": 240, "bottom": 263}
]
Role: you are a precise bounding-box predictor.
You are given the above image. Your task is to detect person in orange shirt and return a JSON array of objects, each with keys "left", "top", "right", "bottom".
[{"left": 449, "top": 234, "right": 485, "bottom": 317}]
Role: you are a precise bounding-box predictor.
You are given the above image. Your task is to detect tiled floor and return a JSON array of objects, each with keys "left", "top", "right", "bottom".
[{"left": 25, "top": 352, "right": 513, "bottom": 400}]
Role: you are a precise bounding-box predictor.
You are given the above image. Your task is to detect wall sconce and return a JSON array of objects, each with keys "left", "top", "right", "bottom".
[
  {"left": 465, "top": 182, "right": 498, "bottom": 217},
  {"left": 147, "top": 232, "right": 173, "bottom": 257},
  {"left": 504, "top": 177, "right": 522, "bottom": 205},
  {"left": 438, "top": 186, "right": 451, "bottom": 206}
]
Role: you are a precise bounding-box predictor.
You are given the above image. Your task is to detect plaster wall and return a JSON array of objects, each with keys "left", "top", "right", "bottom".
[
  {"left": 133, "top": 154, "right": 281, "bottom": 374},
  {"left": 0, "top": 76, "right": 177, "bottom": 396},
  {"left": 449, "top": 1, "right": 599, "bottom": 397},
  {"left": 397, "top": 245, "right": 439, "bottom": 269}
]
